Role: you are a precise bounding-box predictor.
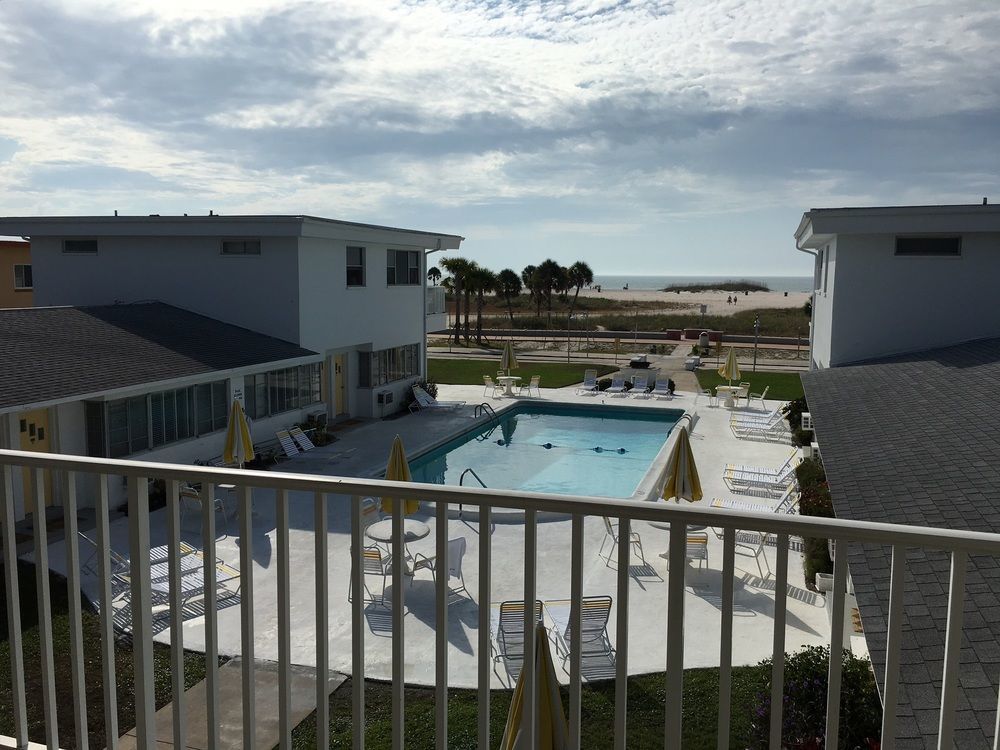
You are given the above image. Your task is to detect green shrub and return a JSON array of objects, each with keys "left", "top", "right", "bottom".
[
  {"left": 784, "top": 396, "right": 809, "bottom": 431},
  {"left": 795, "top": 458, "right": 834, "bottom": 588},
  {"left": 795, "top": 457, "right": 827, "bottom": 491},
  {"left": 748, "top": 646, "right": 881, "bottom": 749},
  {"left": 791, "top": 427, "right": 814, "bottom": 447}
]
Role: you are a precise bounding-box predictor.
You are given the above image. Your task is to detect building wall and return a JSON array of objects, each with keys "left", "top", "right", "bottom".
[
  {"left": 29, "top": 235, "right": 301, "bottom": 343},
  {"left": 825, "top": 232, "right": 1000, "bottom": 365},
  {"left": 0, "top": 241, "right": 33, "bottom": 309}
]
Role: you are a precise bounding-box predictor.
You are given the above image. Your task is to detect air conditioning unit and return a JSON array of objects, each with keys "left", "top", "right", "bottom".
[
  {"left": 801, "top": 412, "right": 813, "bottom": 431},
  {"left": 377, "top": 391, "right": 393, "bottom": 405},
  {"left": 810, "top": 441, "right": 821, "bottom": 460}
]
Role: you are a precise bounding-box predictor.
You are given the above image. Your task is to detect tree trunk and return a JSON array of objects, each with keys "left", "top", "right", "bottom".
[
  {"left": 476, "top": 294, "right": 485, "bottom": 343},
  {"left": 463, "top": 290, "right": 472, "bottom": 342},
  {"left": 506, "top": 296, "right": 515, "bottom": 325},
  {"left": 453, "top": 277, "right": 462, "bottom": 345}
]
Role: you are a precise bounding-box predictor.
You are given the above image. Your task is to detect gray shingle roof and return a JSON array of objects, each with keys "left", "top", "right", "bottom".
[
  {"left": 802, "top": 338, "right": 1000, "bottom": 749},
  {"left": 0, "top": 302, "right": 318, "bottom": 410}
]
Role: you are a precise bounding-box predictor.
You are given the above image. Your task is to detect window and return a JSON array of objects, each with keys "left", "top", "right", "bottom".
[
  {"left": 85, "top": 379, "right": 228, "bottom": 457},
  {"left": 221, "top": 239, "right": 261, "bottom": 255},
  {"left": 13, "top": 264, "right": 32, "bottom": 290},
  {"left": 386, "top": 249, "right": 420, "bottom": 285},
  {"left": 358, "top": 344, "right": 420, "bottom": 387},
  {"left": 245, "top": 364, "right": 322, "bottom": 419},
  {"left": 895, "top": 236, "right": 962, "bottom": 256},
  {"left": 63, "top": 239, "right": 98, "bottom": 254},
  {"left": 347, "top": 246, "right": 366, "bottom": 286}
]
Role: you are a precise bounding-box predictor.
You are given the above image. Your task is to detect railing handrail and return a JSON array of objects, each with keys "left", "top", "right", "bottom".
[
  {"left": 459, "top": 467, "right": 487, "bottom": 489},
  {"left": 2, "top": 448, "right": 1000, "bottom": 554}
]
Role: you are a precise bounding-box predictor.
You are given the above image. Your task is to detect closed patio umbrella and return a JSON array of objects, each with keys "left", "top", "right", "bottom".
[
  {"left": 500, "top": 622, "right": 568, "bottom": 750},
  {"left": 661, "top": 422, "right": 702, "bottom": 503},
  {"left": 717, "top": 347, "right": 741, "bottom": 386},
  {"left": 381, "top": 435, "right": 419, "bottom": 515},
  {"left": 500, "top": 339, "right": 519, "bottom": 375},
  {"left": 223, "top": 400, "right": 254, "bottom": 468}
]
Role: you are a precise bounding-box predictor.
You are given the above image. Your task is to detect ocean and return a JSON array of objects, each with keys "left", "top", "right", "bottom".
[{"left": 591, "top": 275, "right": 812, "bottom": 293}]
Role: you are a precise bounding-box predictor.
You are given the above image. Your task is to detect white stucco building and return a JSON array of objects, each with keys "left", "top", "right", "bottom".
[
  {"left": 794, "top": 203, "right": 1000, "bottom": 368},
  {"left": 0, "top": 214, "right": 464, "bottom": 419}
]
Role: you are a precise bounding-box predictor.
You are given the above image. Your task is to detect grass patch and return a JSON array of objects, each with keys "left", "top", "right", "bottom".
[
  {"left": 662, "top": 279, "right": 769, "bottom": 293},
  {"left": 289, "top": 667, "right": 762, "bottom": 749},
  {"left": 428, "top": 359, "right": 616, "bottom": 388},
  {"left": 0, "top": 560, "right": 216, "bottom": 749},
  {"left": 694, "top": 370, "right": 804, "bottom": 402}
]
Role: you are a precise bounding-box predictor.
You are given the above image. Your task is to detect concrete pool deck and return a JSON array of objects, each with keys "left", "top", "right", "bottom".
[{"left": 50, "top": 384, "right": 841, "bottom": 688}]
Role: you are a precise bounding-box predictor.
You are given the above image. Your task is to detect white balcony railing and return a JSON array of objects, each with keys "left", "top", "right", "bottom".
[
  {"left": 2, "top": 447, "right": 1000, "bottom": 749},
  {"left": 425, "top": 285, "right": 447, "bottom": 316}
]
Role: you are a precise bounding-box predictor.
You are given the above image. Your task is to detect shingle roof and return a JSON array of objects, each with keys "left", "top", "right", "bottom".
[
  {"left": 0, "top": 302, "right": 318, "bottom": 411},
  {"left": 802, "top": 338, "right": 1000, "bottom": 748}
]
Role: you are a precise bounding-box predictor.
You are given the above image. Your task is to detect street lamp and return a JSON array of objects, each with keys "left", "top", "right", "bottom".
[{"left": 753, "top": 315, "right": 761, "bottom": 372}]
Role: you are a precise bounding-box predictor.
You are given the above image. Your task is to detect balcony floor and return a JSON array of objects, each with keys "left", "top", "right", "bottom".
[{"left": 43, "top": 384, "right": 839, "bottom": 688}]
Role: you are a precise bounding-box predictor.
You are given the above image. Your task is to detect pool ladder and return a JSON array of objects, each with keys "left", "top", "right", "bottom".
[
  {"left": 474, "top": 402, "right": 499, "bottom": 425},
  {"left": 458, "top": 467, "right": 487, "bottom": 517}
]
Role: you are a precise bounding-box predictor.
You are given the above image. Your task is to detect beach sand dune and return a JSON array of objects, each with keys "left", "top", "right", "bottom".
[{"left": 578, "top": 287, "right": 810, "bottom": 316}]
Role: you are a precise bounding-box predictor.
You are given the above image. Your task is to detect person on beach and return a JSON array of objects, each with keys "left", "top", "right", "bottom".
[
  {"left": 732, "top": 295, "right": 737, "bottom": 305},
  {"left": 726, "top": 295, "right": 732, "bottom": 305}
]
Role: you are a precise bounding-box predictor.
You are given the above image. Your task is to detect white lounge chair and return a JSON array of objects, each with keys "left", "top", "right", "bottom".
[
  {"left": 730, "top": 418, "right": 790, "bottom": 443},
  {"left": 605, "top": 376, "right": 628, "bottom": 397},
  {"left": 731, "top": 406, "right": 784, "bottom": 425},
  {"left": 650, "top": 379, "right": 673, "bottom": 400},
  {"left": 577, "top": 369, "right": 599, "bottom": 395},
  {"left": 483, "top": 375, "right": 503, "bottom": 398},
  {"left": 276, "top": 430, "right": 301, "bottom": 458},
  {"left": 490, "top": 599, "right": 544, "bottom": 678},
  {"left": 724, "top": 462, "right": 799, "bottom": 497},
  {"left": 724, "top": 448, "right": 798, "bottom": 478},
  {"left": 519, "top": 375, "right": 541, "bottom": 397},
  {"left": 409, "top": 537, "right": 471, "bottom": 604},
  {"left": 631, "top": 375, "right": 650, "bottom": 398},
  {"left": 289, "top": 426, "right": 316, "bottom": 451},
  {"left": 711, "top": 485, "right": 799, "bottom": 515},
  {"left": 544, "top": 596, "right": 615, "bottom": 663},
  {"left": 148, "top": 551, "right": 241, "bottom": 608},
  {"left": 411, "top": 385, "right": 466, "bottom": 411},
  {"left": 598, "top": 517, "right": 646, "bottom": 566}
]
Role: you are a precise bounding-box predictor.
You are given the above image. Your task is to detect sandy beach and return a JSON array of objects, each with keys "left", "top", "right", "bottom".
[{"left": 578, "top": 286, "right": 810, "bottom": 316}]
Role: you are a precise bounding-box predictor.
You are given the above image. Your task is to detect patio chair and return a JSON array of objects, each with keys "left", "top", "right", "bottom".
[
  {"left": 577, "top": 369, "right": 599, "bottom": 395},
  {"left": 747, "top": 385, "right": 770, "bottom": 410},
  {"left": 289, "top": 426, "right": 316, "bottom": 451},
  {"left": 544, "top": 596, "right": 615, "bottom": 663},
  {"left": 605, "top": 376, "right": 628, "bottom": 397},
  {"left": 695, "top": 389, "right": 718, "bottom": 406},
  {"left": 631, "top": 375, "right": 650, "bottom": 398},
  {"left": 408, "top": 537, "right": 472, "bottom": 604},
  {"left": 179, "top": 483, "right": 232, "bottom": 535},
  {"left": 276, "top": 430, "right": 301, "bottom": 458},
  {"left": 650, "top": 379, "right": 673, "bottom": 400},
  {"left": 518, "top": 375, "right": 541, "bottom": 397},
  {"left": 737, "top": 382, "right": 751, "bottom": 406},
  {"left": 411, "top": 385, "right": 466, "bottom": 411},
  {"left": 348, "top": 545, "right": 392, "bottom": 606},
  {"left": 490, "top": 599, "right": 544, "bottom": 670},
  {"left": 598, "top": 517, "right": 646, "bottom": 567},
  {"left": 483, "top": 375, "right": 503, "bottom": 398},
  {"left": 710, "top": 528, "right": 772, "bottom": 578}
]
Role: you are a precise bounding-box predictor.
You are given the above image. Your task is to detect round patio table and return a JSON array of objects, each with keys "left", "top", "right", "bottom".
[{"left": 365, "top": 518, "right": 431, "bottom": 545}]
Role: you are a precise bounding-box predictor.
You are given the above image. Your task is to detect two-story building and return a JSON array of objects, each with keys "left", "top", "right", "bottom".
[
  {"left": 0, "top": 214, "right": 464, "bottom": 420},
  {"left": 0, "top": 235, "right": 32, "bottom": 309}
]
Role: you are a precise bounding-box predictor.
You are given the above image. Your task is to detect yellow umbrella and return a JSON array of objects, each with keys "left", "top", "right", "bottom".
[
  {"left": 500, "top": 339, "right": 519, "bottom": 375},
  {"left": 661, "top": 423, "right": 702, "bottom": 503},
  {"left": 223, "top": 400, "right": 254, "bottom": 468},
  {"left": 717, "top": 347, "right": 741, "bottom": 386},
  {"left": 500, "top": 623, "right": 569, "bottom": 750},
  {"left": 381, "top": 435, "right": 419, "bottom": 515}
]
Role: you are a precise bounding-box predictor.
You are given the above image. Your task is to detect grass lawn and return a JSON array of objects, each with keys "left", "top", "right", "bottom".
[
  {"left": 289, "top": 666, "right": 764, "bottom": 749},
  {"left": 428, "top": 359, "right": 616, "bottom": 389},
  {"left": 695, "top": 370, "right": 804, "bottom": 402},
  {"left": 0, "top": 561, "right": 215, "bottom": 750}
]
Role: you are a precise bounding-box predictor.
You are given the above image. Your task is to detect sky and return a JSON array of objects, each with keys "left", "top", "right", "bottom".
[{"left": 1, "top": 1, "right": 998, "bottom": 276}]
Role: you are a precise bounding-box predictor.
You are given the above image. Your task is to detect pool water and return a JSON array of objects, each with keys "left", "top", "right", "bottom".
[{"left": 409, "top": 403, "right": 684, "bottom": 499}]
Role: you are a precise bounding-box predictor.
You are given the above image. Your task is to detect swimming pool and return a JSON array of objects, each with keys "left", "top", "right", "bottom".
[{"left": 409, "top": 403, "right": 685, "bottom": 500}]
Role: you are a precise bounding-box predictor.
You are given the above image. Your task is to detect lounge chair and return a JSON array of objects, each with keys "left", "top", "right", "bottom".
[
  {"left": 731, "top": 406, "right": 785, "bottom": 426},
  {"left": 605, "top": 376, "right": 628, "bottom": 397},
  {"left": 724, "top": 448, "right": 798, "bottom": 478},
  {"left": 348, "top": 546, "right": 392, "bottom": 606},
  {"left": 490, "top": 599, "right": 544, "bottom": 676},
  {"left": 631, "top": 375, "right": 650, "bottom": 398},
  {"left": 276, "top": 430, "right": 301, "bottom": 458},
  {"left": 577, "top": 369, "right": 599, "bottom": 395},
  {"left": 148, "top": 551, "right": 241, "bottom": 608},
  {"left": 518, "top": 375, "right": 541, "bottom": 397},
  {"left": 730, "top": 419, "right": 790, "bottom": 443},
  {"left": 411, "top": 385, "right": 466, "bottom": 411},
  {"left": 598, "top": 517, "right": 646, "bottom": 567},
  {"left": 289, "top": 426, "right": 316, "bottom": 451},
  {"left": 709, "top": 528, "right": 772, "bottom": 578},
  {"left": 408, "top": 537, "right": 471, "bottom": 604},
  {"left": 747, "top": 385, "right": 770, "bottom": 410},
  {"left": 724, "top": 462, "right": 799, "bottom": 497},
  {"left": 650, "top": 379, "right": 673, "bottom": 400},
  {"left": 483, "top": 375, "right": 503, "bottom": 398},
  {"left": 544, "top": 596, "right": 615, "bottom": 663},
  {"left": 711, "top": 485, "right": 799, "bottom": 515}
]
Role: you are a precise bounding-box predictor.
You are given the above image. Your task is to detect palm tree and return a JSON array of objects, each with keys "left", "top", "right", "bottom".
[
  {"left": 521, "top": 265, "right": 541, "bottom": 317},
  {"left": 566, "top": 261, "right": 594, "bottom": 322},
  {"left": 495, "top": 269, "right": 522, "bottom": 325},
  {"left": 467, "top": 266, "right": 497, "bottom": 344},
  {"left": 426, "top": 266, "right": 442, "bottom": 285},
  {"left": 536, "top": 259, "right": 566, "bottom": 325},
  {"left": 439, "top": 257, "right": 472, "bottom": 345}
]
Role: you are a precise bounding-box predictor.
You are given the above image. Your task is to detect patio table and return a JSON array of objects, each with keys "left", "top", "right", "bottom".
[
  {"left": 497, "top": 375, "right": 522, "bottom": 396},
  {"left": 715, "top": 385, "right": 742, "bottom": 408},
  {"left": 365, "top": 519, "right": 431, "bottom": 561}
]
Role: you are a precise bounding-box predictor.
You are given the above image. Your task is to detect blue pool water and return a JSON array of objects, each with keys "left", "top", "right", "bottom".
[{"left": 409, "top": 403, "right": 684, "bottom": 499}]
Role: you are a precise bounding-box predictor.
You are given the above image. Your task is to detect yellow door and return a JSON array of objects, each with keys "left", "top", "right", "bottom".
[
  {"left": 334, "top": 355, "right": 347, "bottom": 416},
  {"left": 18, "top": 409, "right": 53, "bottom": 515}
]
